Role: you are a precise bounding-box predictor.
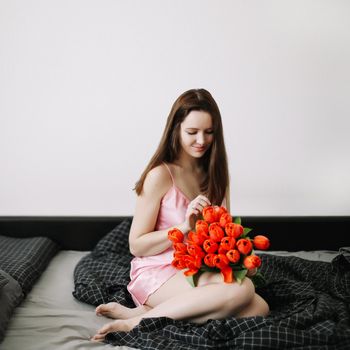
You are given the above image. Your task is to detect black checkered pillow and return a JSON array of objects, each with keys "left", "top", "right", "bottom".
[
  {"left": 0, "top": 235, "right": 60, "bottom": 295},
  {"left": 0, "top": 272, "right": 8, "bottom": 289},
  {"left": 94, "top": 219, "right": 132, "bottom": 256},
  {"left": 73, "top": 218, "right": 134, "bottom": 307},
  {"left": 0, "top": 269, "right": 23, "bottom": 342}
]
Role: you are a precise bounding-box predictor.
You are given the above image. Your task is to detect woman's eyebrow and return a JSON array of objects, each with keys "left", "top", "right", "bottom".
[{"left": 185, "top": 127, "right": 213, "bottom": 131}]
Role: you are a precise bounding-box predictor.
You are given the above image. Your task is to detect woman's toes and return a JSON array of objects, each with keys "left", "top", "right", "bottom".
[
  {"left": 91, "top": 332, "right": 107, "bottom": 342},
  {"left": 98, "top": 321, "right": 117, "bottom": 335},
  {"left": 91, "top": 318, "right": 138, "bottom": 341},
  {"left": 95, "top": 304, "right": 106, "bottom": 316},
  {"left": 91, "top": 327, "right": 109, "bottom": 341},
  {"left": 101, "top": 319, "right": 135, "bottom": 334},
  {"left": 95, "top": 302, "right": 119, "bottom": 317}
]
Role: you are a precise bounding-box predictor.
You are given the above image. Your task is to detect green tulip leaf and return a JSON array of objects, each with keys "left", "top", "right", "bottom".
[
  {"left": 186, "top": 271, "right": 203, "bottom": 287},
  {"left": 233, "top": 269, "right": 247, "bottom": 284},
  {"left": 234, "top": 217, "right": 242, "bottom": 225},
  {"left": 243, "top": 227, "right": 252, "bottom": 236},
  {"left": 186, "top": 274, "right": 196, "bottom": 288}
]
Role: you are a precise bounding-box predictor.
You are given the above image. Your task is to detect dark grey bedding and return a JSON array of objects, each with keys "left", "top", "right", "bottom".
[
  {"left": 0, "top": 270, "right": 23, "bottom": 342},
  {"left": 73, "top": 220, "right": 350, "bottom": 350},
  {"left": 0, "top": 235, "right": 59, "bottom": 295},
  {"left": 0, "top": 234, "right": 59, "bottom": 342}
]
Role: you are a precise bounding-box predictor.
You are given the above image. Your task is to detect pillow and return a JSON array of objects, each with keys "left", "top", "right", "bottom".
[
  {"left": 94, "top": 218, "right": 132, "bottom": 256},
  {"left": 73, "top": 218, "right": 134, "bottom": 307},
  {"left": 0, "top": 269, "right": 23, "bottom": 342},
  {"left": 0, "top": 273, "right": 8, "bottom": 289},
  {"left": 0, "top": 235, "right": 60, "bottom": 295},
  {"left": 331, "top": 247, "right": 350, "bottom": 273}
]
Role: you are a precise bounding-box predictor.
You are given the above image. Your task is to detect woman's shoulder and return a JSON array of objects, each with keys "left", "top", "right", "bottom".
[{"left": 143, "top": 164, "right": 173, "bottom": 197}]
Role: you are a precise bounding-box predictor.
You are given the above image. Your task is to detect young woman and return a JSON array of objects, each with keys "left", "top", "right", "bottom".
[{"left": 92, "top": 89, "right": 269, "bottom": 341}]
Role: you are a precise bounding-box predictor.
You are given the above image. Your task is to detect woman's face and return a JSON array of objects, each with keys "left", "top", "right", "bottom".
[{"left": 179, "top": 110, "right": 214, "bottom": 159}]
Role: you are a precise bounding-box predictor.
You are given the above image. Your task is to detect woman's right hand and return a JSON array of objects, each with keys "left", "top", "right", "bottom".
[{"left": 182, "top": 195, "right": 211, "bottom": 232}]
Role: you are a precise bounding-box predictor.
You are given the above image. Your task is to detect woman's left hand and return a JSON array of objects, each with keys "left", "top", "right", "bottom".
[{"left": 184, "top": 194, "right": 211, "bottom": 231}]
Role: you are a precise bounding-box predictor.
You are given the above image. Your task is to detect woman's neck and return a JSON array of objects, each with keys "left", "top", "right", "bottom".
[{"left": 173, "top": 151, "right": 202, "bottom": 173}]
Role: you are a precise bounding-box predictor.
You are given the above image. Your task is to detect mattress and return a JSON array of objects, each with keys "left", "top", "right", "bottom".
[
  {"left": 1, "top": 249, "right": 342, "bottom": 350},
  {"left": 0, "top": 250, "right": 136, "bottom": 350}
]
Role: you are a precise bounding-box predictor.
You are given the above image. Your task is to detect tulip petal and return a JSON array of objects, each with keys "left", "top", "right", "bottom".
[{"left": 220, "top": 266, "right": 233, "bottom": 283}]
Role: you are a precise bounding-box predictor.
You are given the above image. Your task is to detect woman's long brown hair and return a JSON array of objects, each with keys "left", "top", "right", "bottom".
[{"left": 134, "top": 88, "right": 230, "bottom": 207}]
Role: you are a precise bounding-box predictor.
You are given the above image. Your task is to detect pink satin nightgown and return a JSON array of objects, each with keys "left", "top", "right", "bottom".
[{"left": 127, "top": 163, "right": 190, "bottom": 306}]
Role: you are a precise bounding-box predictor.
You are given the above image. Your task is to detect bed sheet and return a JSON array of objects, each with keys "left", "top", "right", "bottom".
[
  {"left": 0, "top": 250, "right": 136, "bottom": 350},
  {"left": 0, "top": 249, "right": 341, "bottom": 350}
]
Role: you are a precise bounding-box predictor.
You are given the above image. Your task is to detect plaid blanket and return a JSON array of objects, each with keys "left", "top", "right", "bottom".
[{"left": 73, "top": 220, "right": 350, "bottom": 349}]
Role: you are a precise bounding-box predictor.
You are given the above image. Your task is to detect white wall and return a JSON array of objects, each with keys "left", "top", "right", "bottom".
[{"left": 1, "top": 0, "right": 349, "bottom": 216}]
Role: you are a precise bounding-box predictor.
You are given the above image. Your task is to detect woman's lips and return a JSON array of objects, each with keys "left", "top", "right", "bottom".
[{"left": 193, "top": 146, "right": 205, "bottom": 152}]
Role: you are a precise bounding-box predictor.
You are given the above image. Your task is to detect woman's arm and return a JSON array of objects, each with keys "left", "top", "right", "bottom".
[
  {"left": 129, "top": 166, "right": 188, "bottom": 257},
  {"left": 129, "top": 165, "right": 210, "bottom": 257}
]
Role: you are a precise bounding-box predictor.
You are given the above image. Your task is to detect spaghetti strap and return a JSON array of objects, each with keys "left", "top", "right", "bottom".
[{"left": 163, "top": 162, "right": 175, "bottom": 185}]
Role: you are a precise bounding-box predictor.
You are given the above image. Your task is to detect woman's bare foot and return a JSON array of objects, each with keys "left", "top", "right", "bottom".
[
  {"left": 91, "top": 317, "right": 139, "bottom": 342},
  {"left": 95, "top": 302, "right": 150, "bottom": 319},
  {"left": 95, "top": 302, "right": 127, "bottom": 318}
]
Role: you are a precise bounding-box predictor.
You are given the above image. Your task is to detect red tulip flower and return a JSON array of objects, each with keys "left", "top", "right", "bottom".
[
  {"left": 188, "top": 231, "right": 205, "bottom": 246},
  {"left": 225, "top": 223, "right": 244, "bottom": 239},
  {"left": 187, "top": 244, "right": 205, "bottom": 258},
  {"left": 220, "top": 236, "right": 236, "bottom": 251},
  {"left": 204, "top": 253, "right": 217, "bottom": 268},
  {"left": 203, "top": 206, "right": 227, "bottom": 223},
  {"left": 183, "top": 255, "right": 202, "bottom": 276},
  {"left": 219, "top": 213, "right": 233, "bottom": 228},
  {"left": 209, "top": 223, "right": 225, "bottom": 242},
  {"left": 220, "top": 266, "right": 233, "bottom": 283},
  {"left": 173, "top": 242, "right": 187, "bottom": 254},
  {"left": 195, "top": 220, "right": 209, "bottom": 238},
  {"left": 243, "top": 255, "right": 262, "bottom": 269},
  {"left": 168, "top": 209, "right": 270, "bottom": 285},
  {"left": 214, "top": 254, "right": 229, "bottom": 270},
  {"left": 214, "top": 206, "right": 227, "bottom": 219},
  {"left": 172, "top": 255, "right": 187, "bottom": 269},
  {"left": 226, "top": 249, "right": 240, "bottom": 263},
  {"left": 168, "top": 228, "right": 184, "bottom": 244},
  {"left": 202, "top": 206, "right": 218, "bottom": 223},
  {"left": 253, "top": 235, "right": 270, "bottom": 250},
  {"left": 203, "top": 239, "right": 219, "bottom": 254},
  {"left": 236, "top": 238, "right": 253, "bottom": 255}
]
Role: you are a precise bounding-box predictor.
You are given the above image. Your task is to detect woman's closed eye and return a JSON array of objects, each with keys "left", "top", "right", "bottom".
[{"left": 186, "top": 130, "right": 213, "bottom": 135}]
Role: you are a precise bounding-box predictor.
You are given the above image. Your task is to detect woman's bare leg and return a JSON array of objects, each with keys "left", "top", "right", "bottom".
[
  {"left": 235, "top": 293, "right": 269, "bottom": 318},
  {"left": 91, "top": 271, "right": 259, "bottom": 341},
  {"left": 94, "top": 270, "right": 231, "bottom": 320}
]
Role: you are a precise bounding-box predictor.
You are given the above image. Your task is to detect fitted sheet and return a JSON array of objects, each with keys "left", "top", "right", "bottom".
[
  {"left": 0, "top": 249, "right": 340, "bottom": 350},
  {"left": 0, "top": 251, "right": 136, "bottom": 350}
]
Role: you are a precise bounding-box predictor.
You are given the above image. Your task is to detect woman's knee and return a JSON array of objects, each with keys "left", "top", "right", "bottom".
[
  {"left": 238, "top": 277, "right": 255, "bottom": 300},
  {"left": 199, "top": 272, "right": 255, "bottom": 305},
  {"left": 255, "top": 294, "right": 270, "bottom": 317},
  {"left": 226, "top": 277, "right": 255, "bottom": 310},
  {"left": 236, "top": 293, "right": 270, "bottom": 318}
]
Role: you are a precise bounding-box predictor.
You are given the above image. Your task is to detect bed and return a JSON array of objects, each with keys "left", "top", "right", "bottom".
[{"left": 0, "top": 216, "right": 349, "bottom": 350}]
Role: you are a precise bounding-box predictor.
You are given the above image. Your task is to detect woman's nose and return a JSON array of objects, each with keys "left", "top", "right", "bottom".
[{"left": 196, "top": 133, "right": 205, "bottom": 145}]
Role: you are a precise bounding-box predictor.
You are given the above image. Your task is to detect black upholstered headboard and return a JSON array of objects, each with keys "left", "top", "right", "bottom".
[{"left": 0, "top": 216, "right": 349, "bottom": 251}]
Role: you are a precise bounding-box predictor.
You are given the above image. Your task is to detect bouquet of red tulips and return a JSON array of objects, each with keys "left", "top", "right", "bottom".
[{"left": 168, "top": 206, "right": 270, "bottom": 286}]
